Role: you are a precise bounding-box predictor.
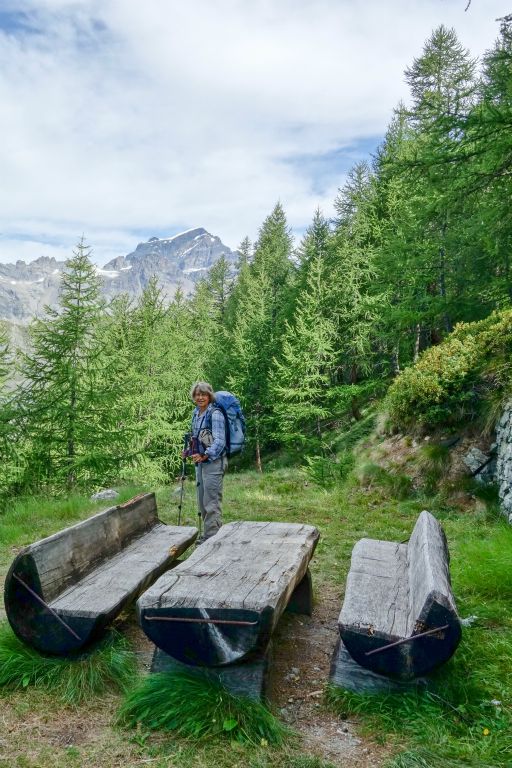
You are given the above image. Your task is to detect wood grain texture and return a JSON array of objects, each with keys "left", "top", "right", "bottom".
[
  {"left": 4, "top": 493, "right": 197, "bottom": 655},
  {"left": 138, "top": 520, "right": 320, "bottom": 667},
  {"left": 338, "top": 511, "right": 461, "bottom": 680}
]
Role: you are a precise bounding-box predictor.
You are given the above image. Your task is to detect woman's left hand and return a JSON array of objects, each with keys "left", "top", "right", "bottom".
[{"left": 191, "top": 453, "right": 208, "bottom": 463}]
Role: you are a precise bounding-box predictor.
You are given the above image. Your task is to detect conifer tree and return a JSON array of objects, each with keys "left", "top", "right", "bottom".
[
  {"left": 270, "top": 249, "right": 336, "bottom": 448},
  {"left": 0, "top": 325, "right": 23, "bottom": 494},
  {"left": 18, "top": 239, "right": 129, "bottom": 489},
  {"left": 227, "top": 269, "right": 273, "bottom": 471},
  {"left": 224, "top": 206, "right": 295, "bottom": 463}
]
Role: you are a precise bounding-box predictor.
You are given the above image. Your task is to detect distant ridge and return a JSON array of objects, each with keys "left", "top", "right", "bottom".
[{"left": 0, "top": 229, "right": 238, "bottom": 322}]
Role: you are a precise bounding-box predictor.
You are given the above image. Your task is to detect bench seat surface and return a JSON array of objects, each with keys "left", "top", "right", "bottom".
[
  {"left": 340, "top": 539, "right": 409, "bottom": 638},
  {"left": 50, "top": 524, "right": 196, "bottom": 617},
  {"left": 141, "top": 520, "right": 319, "bottom": 615}
]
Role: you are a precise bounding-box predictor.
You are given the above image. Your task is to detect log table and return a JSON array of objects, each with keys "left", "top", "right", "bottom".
[
  {"left": 138, "top": 520, "right": 320, "bottom": 698},
  {"left": 4, "top": 493, "right": 197, "bottom": 655},
  {"left": 331, "top": 510, "right": 461, "bottom": 690}
]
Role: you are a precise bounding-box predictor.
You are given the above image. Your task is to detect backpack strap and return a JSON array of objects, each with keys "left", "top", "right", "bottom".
[{"left": 212, "top": 402, "right": 231, "bottom": 457}]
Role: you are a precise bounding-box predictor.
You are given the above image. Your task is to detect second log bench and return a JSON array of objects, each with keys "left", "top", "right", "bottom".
[
  {"left": 336, "top": 510, "right": 461, "bottom": 681},
  {"left": 4, "top": 493, "right": 197, "bottom": 655}
]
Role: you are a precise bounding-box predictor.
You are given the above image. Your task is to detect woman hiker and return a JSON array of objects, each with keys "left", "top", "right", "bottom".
[{"left": 187, "top": 381, "right": 228, "bottom": 543}]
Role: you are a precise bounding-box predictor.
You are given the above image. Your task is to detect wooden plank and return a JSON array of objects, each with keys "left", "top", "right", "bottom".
[
  {"left": 151, "top": 643, "right": 273, "bottom": 702},
  {"left": 339, "top": 539, "right": 409, "bottom": 637},
  {"left": 138, "top": 521, "right": 319, "bottom": 667},
  {"left": 51, "top": 525, "right": 197, "bottom": 615},
  {"left": 27, "top": 493, "right": 158, "bottom": 602},
  {"left": 329, "top": 639, "right": 428, "bottom": 694},
  {"left": 407, "top": 510, "right": 458, "bottom": 633}
]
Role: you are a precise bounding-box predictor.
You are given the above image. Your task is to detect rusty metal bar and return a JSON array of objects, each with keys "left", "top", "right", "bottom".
[
  {"left": 145, "top": 616, "right": 258, "bottom": 627},
  {"left": 13, "top": 572, "right": 82, "bottom": 642},
  {"left": 364, "top": 624, "right": 450, "bottom": 656}
]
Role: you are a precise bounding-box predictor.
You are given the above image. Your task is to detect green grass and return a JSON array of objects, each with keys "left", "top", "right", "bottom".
[
  {"left": 0, "top": 428, "right": 511, "bottom": 766},
  {"left": 118, "top": 669, "right": 288, "bottom": 746},
  {"left": 0, "top": 624, "right": 138, "bottom": 705}
]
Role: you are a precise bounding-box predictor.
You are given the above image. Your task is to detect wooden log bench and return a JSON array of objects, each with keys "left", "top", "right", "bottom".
[
  {"left": 137, "top": 521, "right": 320, "bottom": 670},
  {"left": 4, "top": 493, "right": 198, "bottom": 656},
  {"left": 334, "top": 510, "right": 461, "bottom": 683}
]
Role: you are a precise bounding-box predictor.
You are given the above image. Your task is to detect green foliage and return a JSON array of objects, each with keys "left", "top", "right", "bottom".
[
  {"left": 270, "top": 244, "right": 337, "bottom": 448},
  {"left": 356, "top": 461, "right": 413, "bottom": 499},
  {"left": 118, "top": 669, "right": 288, "bottom": 746},
  {"left": 301, "top": 451, "right": 354, "bottom": 488},
  {"left": 0, "top": 626, "right": 137, "bottom": 705},
  {"left": 15, "top": 240, "right": 131, "bottom": 491},
  {"left": 417, "top": 443, "right": 451, "bottom": 493},
  {"left": 386, "top": 310, "right": 512, "bottom": 430}
]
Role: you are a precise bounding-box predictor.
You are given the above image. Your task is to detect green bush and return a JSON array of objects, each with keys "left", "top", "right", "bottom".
[
  {"left": 302, "top": 451, "right": 355, "bottom": 488},
  {"left": 386, "top": 310, "right": 512, "bottom": 430}
]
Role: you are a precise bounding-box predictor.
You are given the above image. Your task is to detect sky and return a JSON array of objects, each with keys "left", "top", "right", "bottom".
[{"left": 0, "top": 0, "right": 510, "bottom": 266}]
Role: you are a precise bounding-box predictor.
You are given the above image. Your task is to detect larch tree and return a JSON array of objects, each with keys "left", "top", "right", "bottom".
[{"left": 18, "top": 239, "right": 129, "bottom": 490}]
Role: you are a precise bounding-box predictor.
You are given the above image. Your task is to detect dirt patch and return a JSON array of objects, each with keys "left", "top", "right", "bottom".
[
  {"left": 117, "top": 586, "right": 389, "bottom": 767},
  {"left": 270, "top": 584, "right": 390, "bottom": 767}
]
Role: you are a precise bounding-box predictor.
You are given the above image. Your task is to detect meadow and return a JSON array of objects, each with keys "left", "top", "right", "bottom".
[{"left": 0, "top": 438, "right": 511, "bottom": 768}]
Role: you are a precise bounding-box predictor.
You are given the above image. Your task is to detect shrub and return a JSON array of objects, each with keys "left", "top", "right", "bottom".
[{"left": 386, "top": 309, "right": 512, "bottom": 430}]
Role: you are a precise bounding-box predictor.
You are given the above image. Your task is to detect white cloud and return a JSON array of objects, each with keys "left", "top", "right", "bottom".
[{"left": 0, "top": 0, "right": 509, "bottom": 263}]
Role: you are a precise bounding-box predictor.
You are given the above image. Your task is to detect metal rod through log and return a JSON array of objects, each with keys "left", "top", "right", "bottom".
[
  {"left": 364, "top": 624, "right": 450, "bottom": 656},
  {"left": 13, "top": 572, "right": 82, "bottom": 642},
  {"left": 145, "top": 616, "right": 258, "bottom": 626}
]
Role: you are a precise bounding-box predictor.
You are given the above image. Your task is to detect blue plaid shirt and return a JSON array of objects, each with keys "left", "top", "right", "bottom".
[{"left": 191, "top": 404, "right": 226, "bottom": 461}]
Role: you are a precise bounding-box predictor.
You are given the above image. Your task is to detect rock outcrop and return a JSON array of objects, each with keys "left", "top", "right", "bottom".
[{"left": 496, "top": 402, "right": 512, "bottom": 523}]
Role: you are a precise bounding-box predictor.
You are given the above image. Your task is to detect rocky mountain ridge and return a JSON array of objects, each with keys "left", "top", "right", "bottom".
[{"left": 0, "top": 228, "right": 238, "bottom": 323}]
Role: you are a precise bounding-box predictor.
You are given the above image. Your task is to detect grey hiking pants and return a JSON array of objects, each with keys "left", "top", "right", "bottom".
[{"left": 195, "top": 455, "right": 227, "bottom": 540}]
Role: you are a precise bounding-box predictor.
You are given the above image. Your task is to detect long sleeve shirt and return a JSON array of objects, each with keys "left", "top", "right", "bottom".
[{"left": 191, "top": 404, "right": 226, "bottom": 461}]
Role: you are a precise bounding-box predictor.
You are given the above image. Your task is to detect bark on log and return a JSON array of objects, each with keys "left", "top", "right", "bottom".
[
  {"left": 4, "top": 493, "right": 197, "bottom": 655},
  {"left": 137, "top": 520, "right": 319, "bottom": 667},
  {"left": 338, "top": 511, "right": 461, "bottom": 680}
]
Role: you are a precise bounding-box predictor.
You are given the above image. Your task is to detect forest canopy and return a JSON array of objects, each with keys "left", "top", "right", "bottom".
[{"left": 1, "top": 20, "right": 512, "bottom": 495}]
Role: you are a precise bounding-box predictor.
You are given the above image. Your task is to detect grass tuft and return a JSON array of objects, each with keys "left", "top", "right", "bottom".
[
  {"left": 118, "top": 668, "right": 288, "bottom": 746},
  {"left": 0, "top": 624, "right": 138, "bottom": 705},
  {"left": 385, "top": 747, "right": 497, "bottom": 768}
]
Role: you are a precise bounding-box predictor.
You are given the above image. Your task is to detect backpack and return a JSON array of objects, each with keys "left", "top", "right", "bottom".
[{"left": 212, "top": 391, "right": 246, "bottom": 457}]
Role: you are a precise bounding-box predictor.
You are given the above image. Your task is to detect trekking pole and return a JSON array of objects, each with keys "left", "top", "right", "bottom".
[{"left": 177, "top": 433, "right": 189, "bottom": 525}]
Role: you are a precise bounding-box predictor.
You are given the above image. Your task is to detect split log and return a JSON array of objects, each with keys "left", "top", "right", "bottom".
[
  {"left": 4, "top": 493, "right": 197, "bottom": 655},
  {"left": 137, "top": 520, "right": 320, "bottom": 667},
  {"left": 338, "top": 510, "right": 461, "bottom": 680}
]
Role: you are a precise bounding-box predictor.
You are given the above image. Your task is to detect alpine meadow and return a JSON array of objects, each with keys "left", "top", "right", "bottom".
[{"left": 1, "top": 18, "right": 512, "bottom": 768}]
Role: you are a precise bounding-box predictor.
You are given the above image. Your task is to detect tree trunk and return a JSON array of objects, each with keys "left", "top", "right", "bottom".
[
  {"left": 255, "top": 439, "right": 262, "bottom": 473},
  {"left": 413, "top": 324, "right": 421, "bottom": 363}
]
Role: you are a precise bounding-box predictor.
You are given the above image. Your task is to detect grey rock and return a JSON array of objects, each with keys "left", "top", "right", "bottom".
[
  {"left": 462, "top": 447, "right": 496, "bottom": 484},
  {"left": 496, "top": 401, "right": 512, "bottom": 524},
  {"left": 0, "top": 229, "right": 238, "bottom": 323},
  {"left": 90, "top": 488, "right": 119, "bottom": 501}
]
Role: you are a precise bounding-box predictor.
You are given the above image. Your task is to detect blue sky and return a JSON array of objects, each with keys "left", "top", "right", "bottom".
[{"left": 0, "top": 0, "right": 510, "bottom": 265}]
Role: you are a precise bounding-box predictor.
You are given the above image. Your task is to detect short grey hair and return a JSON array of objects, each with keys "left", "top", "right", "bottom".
[{"left": 190, "top": 381, "right": 215, "bottom": 402}]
